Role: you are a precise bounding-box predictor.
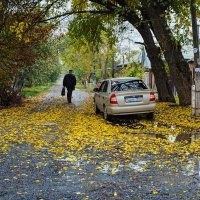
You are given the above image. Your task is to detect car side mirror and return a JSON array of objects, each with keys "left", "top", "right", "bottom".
[{"left": 93, "top": 88, "right": 99, "bottom": 92}]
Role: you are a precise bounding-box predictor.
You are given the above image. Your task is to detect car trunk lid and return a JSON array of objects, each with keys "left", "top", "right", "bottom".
[{"left": 113, "top": 90, "right": 154, "bottom": 106}]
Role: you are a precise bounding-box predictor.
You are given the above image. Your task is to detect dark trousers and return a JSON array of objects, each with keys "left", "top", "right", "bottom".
[{"left": 67, "top": 88, "right": 73, "bottom": 103}]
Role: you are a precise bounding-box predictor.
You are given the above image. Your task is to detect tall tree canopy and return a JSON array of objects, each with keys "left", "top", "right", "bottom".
[
  {"left": 58, "top": 0, "right": 176, "bottom": 103},
  {"left": 1, "top": 0, "right": 199, "bottom": 105},
  {"left": 62, "top": 0, "right": 197, "bottom": 105}
]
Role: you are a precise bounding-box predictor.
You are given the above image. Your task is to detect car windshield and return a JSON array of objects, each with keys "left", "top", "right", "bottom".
[{"left": 111, "top": 80, "right": 148, "bottom": 92}]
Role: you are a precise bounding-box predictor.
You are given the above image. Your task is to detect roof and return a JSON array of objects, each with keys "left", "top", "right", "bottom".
[{"left": 105, "top": 77, "right": 141, "bottom": 81}]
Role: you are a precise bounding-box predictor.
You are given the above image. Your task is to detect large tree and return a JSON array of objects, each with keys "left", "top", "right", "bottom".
[
  {"left": 60, "top": 0, "right": 175, "bottom": 102},
  {"left": 0, "top": 0, "right": 57, "bottom": 105},
  {"left": 140, "top": 0, "right": 192, "bottom": 105},
  {"left": 86, "top": 0, "right": 193, "bottom": 105}
]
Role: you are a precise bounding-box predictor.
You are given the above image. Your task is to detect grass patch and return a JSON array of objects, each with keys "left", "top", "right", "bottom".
[
  {"left": 22, "top": 85, "right": 51, "bottom": 97},
  {"left": 175, "top": 96, "right": 179, "bottom": 104}
]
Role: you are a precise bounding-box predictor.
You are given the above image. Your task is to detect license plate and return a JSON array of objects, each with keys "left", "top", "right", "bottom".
[{"left": 125, "top": 95, "right": 143, "bottom": 103}]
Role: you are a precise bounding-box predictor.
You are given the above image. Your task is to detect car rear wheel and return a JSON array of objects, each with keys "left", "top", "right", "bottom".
[
  {"left": 146, "top": 112, "right": 154, "bottom": 120},
  {"left": 103, "top": 106, "right": 111, "bottom": 120},
  {"left": 94, "top": 102, "right": 100, "bottom": 114}
]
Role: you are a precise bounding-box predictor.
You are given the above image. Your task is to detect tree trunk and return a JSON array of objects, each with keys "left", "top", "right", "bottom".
[
  {"left": 112, "top": 56, "right": 115, "bottom": 78},
  {"left": 124, "top": 16, "right": 175, "bottom": 102},
  {"left": 103, "top": 55, "right": 109, "bottom": 79},
  {"left": 138, "top": 25, "right": 175, "bottom": 102},
  {"left": 141, "top": 1, "right": 192, "bottom": 105},
  {"left": 98, "top": 55, "right": 103, "bottom": 79}
]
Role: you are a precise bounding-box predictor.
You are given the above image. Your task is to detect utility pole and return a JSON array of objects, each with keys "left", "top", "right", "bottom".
[{"left": 191, "top": 0, "right": 200, "bottom": 116}]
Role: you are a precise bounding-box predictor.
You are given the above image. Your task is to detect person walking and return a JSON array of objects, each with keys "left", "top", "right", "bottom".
[{"left": 63, "top": 70, "right": 76, "bottom": 103}]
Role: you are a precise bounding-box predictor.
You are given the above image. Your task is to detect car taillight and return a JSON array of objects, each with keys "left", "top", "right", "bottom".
[
  {"left": 110, "top": 93, "right": 118, "bottom": 104},
  {"left": 150, "top": 92, "right": 155, "bottom": 102}
]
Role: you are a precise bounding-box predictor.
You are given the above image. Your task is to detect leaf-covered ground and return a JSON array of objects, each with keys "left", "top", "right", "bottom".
[{"left": 0, "top": 95, "right": 200, "bottom": 199}]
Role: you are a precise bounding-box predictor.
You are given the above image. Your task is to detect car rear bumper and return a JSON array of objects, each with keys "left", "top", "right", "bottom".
[{"left": 107, "top": 103, "right": 156, "bottom": 115}]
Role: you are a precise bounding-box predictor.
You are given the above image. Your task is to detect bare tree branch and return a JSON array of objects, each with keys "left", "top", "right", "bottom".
[{"left": 39, "top": 9, "right": 112, "bottom": 23}]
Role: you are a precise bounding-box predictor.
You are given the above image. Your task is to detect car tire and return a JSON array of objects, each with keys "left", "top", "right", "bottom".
[
  {"left": 103, "top": 106, "right": 111, "bottom": 121},
  {"left": 146, "top": 112, "right": 154, "bottom": 120},
  {"left": 94, "top": 102, "right": 100, "bottom": 114}
]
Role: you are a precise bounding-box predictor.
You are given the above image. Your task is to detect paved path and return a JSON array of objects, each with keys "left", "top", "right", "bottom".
[{"left": 45, "top": 74, "right": 91, "bottom": 106}]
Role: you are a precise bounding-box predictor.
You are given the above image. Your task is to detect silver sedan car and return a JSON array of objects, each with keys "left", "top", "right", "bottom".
[{"left": 93, "top": 77, "right": 156, "bottom": 120}]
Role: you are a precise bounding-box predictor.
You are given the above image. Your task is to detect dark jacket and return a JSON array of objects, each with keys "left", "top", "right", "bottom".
[{"left": 63, "top": 73, "right": 76, "bottom": 90}]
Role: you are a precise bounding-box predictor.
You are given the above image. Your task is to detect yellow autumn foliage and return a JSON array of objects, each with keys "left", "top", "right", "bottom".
[
  {"left": 10, "top": 21, "right": 30, "bottom": 42},
  {"left": 0, "top": 98, "right": 199, "bottom": 165}
]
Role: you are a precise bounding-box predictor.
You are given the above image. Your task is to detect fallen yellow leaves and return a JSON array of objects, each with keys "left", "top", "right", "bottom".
[
  {"left": 152, "top": 189, "right": 159, "bottom": 195},
  {"left": 0, "top": 98, "right": 199, "bottom": 166}
]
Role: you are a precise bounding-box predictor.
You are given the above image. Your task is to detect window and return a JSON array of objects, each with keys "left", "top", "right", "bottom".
[{"left": 111, "top": 80, "right": 147, "bottom": 92}]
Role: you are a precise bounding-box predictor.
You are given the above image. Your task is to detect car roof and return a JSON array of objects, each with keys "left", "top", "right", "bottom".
[{"left": 105, "top": 77, "right": 142, "bottom": 81}]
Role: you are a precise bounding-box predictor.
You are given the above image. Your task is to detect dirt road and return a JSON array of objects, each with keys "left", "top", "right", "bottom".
[{"left": 45, "top": 74, "right": 91, "bottom": 105}]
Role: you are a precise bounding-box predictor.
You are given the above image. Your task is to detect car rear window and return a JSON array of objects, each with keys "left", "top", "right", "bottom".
[{"left": 111, "top": 80, "right": 148, "bottom": 92}]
